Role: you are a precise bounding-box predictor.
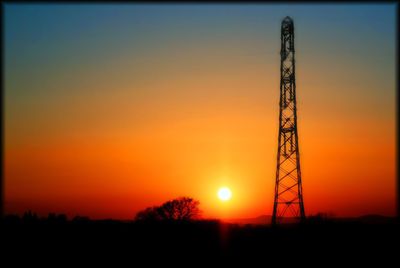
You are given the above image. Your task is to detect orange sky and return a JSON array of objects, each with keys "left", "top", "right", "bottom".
[{"left": 4, "top": 4, "right": 396, "bottom": 219}]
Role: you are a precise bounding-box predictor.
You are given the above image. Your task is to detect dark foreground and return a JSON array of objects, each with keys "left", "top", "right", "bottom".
[{"left": 2, "top": 217, "right": 399, "bottom": 265}]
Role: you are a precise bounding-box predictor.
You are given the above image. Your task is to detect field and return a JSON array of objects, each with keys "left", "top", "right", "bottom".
[{"left": 2, "top": 216, "right": 398, "bottom": 264}]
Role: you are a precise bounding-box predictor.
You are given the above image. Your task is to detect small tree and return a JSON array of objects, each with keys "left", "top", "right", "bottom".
[
  {"left": 22, "top": 210, "right": 38, "bottom": 223},
  {"left": 135, "top": 197, "right": 201, "bottom": 222},
  {"left": 135, "top": 207, "right": 162, "bottom": 221}
]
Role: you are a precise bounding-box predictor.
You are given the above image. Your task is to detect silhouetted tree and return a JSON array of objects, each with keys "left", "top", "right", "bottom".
[
  {"left": 22, "top": 210, "right": 38, "bottom": 223},
  {"left": 135, "top": 207, "right": 162, "bottom": 221},
  {"left": 47, "top": 213, "right": 67, "bottom": 223},
  {"left": 307, "top": 212, "right": 334, "bottom": 224},
  {"left": 72, "top": 215, "right": 90, "bottom": 223},
  {"left": 135, "top": 197, "right": 201, "bottom": 221}
]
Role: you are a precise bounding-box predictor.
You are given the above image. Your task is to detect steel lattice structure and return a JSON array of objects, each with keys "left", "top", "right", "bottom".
[{"left": 272, "top": 17, "right": 305, "bottom": 224}]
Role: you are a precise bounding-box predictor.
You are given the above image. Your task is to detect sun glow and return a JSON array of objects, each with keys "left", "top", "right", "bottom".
[{"left": 217, "top": 187, "right": 232, "bottom": 201}]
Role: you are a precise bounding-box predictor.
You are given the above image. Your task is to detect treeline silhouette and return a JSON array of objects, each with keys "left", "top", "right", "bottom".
[{"left": 1, "top": 197, "right": 399, "bottom": 264}]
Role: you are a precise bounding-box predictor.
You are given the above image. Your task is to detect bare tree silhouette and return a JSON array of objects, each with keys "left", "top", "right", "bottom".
[{"left": 135, "top": 197, "right": 201, "bottom": 221}]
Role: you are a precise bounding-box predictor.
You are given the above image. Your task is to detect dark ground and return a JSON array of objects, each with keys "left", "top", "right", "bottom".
[{"left": 2, "top": 216, "right": 399, "bottom": 265}]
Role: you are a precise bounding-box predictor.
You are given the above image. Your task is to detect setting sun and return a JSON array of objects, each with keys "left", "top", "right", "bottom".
[{"left": 218, "top": 187, "right": 232, "bottom": 201}]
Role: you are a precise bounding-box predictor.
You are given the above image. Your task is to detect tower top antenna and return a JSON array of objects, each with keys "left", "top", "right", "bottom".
[{"left": 283, "top": 16, "right": 293, "bottom": 22}]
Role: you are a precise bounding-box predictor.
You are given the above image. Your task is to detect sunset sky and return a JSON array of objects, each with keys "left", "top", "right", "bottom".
[{"left": 4, "top": 4, "right": 396, "bottom": 220}]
